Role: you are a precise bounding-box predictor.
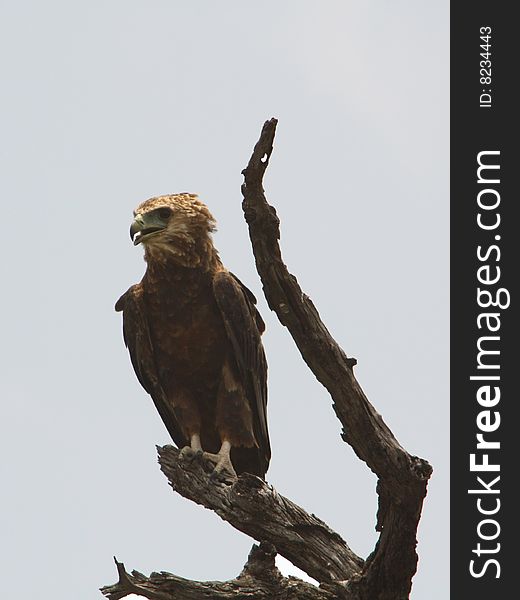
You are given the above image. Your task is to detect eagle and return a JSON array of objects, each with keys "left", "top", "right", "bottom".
[{"left": 115, "top": 193, "right": 270, "bottom": 479}]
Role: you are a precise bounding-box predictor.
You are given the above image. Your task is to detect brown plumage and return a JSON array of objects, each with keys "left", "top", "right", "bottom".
[{"left": 115, "top": 193, "right": 270, "bottom": 478}]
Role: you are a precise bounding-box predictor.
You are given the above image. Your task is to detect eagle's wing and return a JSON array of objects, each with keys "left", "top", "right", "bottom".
[
  {"left": 212, "top": 271, "right": 271, "bottom": 475},
  {"left": 115, "top": 285, "right": 188, "bottom": 448}
]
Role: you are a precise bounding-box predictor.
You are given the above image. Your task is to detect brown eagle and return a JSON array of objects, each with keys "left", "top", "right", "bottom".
[{"left": 115, "top": 193, "right": 270, "bottom": 479}]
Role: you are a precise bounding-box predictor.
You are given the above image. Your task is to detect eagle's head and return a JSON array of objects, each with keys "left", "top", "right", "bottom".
[{"left": 130, "top": 193, "right": 218, "bottom": 268}]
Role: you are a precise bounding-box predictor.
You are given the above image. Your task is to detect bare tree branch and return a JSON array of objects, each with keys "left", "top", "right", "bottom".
[
  {"left": 101, "top": 543, "right": 337, "bottom": 600},
  {"left": 241, "top": 118, "right": 433, "bottom": 600},
  {"left": 157, "top": 445, "right": 363, "bottom": 583}
]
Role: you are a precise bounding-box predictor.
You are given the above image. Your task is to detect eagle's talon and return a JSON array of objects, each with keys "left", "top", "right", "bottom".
[
  {"left": 179, "top": 446, "right": 192, "bottom": 459},
  {"left": 209, "top": 469, "right": 222, "bottom": 483},
  {"left": 203, "top": 448, "right": 237, "bottom": 481},
  {"left": 209, "top": 467, "right": 236, "bottom": 484},
  {"left": 202, "top": 450, "right": 219, "bottom": 464},
  {"left": 179, "top": 446, "right": 202, "bottom": 462}
]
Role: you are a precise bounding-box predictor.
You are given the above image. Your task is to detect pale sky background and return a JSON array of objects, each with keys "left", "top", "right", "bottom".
[{"left": 0, "top": 2, "right": 449, "bottom": 599}]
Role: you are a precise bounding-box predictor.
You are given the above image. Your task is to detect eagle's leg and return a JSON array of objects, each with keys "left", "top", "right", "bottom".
[
  {"left": 203, "top": 440, "right": 237, "bottom": 480},
  {"left": 179, "top": 433, "right": 204, "bottom": 461}
]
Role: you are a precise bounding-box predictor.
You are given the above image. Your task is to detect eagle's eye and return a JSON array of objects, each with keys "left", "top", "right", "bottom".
[{"left": 158, "top": 207, "right": 172, "bottom": 220}]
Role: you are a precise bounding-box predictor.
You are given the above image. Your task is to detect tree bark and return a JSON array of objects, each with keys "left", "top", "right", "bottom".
[
  {"left": 157, "top": 445, "right": 363, "bottom": 583},
  {"left": 101, "top": 543, "right": 336, "bottom": 600},
  {"left": 102, "top": 119, "right": 432, "bottom": 600},
  {"left": 240, "top": 118, "right": 433, "bottom": 600}
]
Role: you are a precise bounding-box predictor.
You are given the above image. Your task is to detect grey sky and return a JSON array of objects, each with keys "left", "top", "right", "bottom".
[{"left": 0, "top": 2, "right": 449, "bottom": 599}]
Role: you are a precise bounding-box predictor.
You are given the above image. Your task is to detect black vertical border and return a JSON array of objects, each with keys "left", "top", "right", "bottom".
[{"left": 451, "top": 5, "right": 516, "bottom": 598}]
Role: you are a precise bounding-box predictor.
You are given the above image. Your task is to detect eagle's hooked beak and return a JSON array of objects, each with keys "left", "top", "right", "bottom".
[
  {"left": 130, "top": 213, "right": 167, "bottom": 246},
  {"left": 130, "top": 218, "right": 144, "bottom": 245}
]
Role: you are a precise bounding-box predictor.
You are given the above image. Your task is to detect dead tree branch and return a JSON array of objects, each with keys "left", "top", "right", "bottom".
[
  {"left": 101, "top": 543, "right": 335, "bottom": 600},
  {"left": 157, "top": 445, "right": 363, "bottom": 583},
  {"left": 241, "top": 118, "right": 433, "bottom": 599}
]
